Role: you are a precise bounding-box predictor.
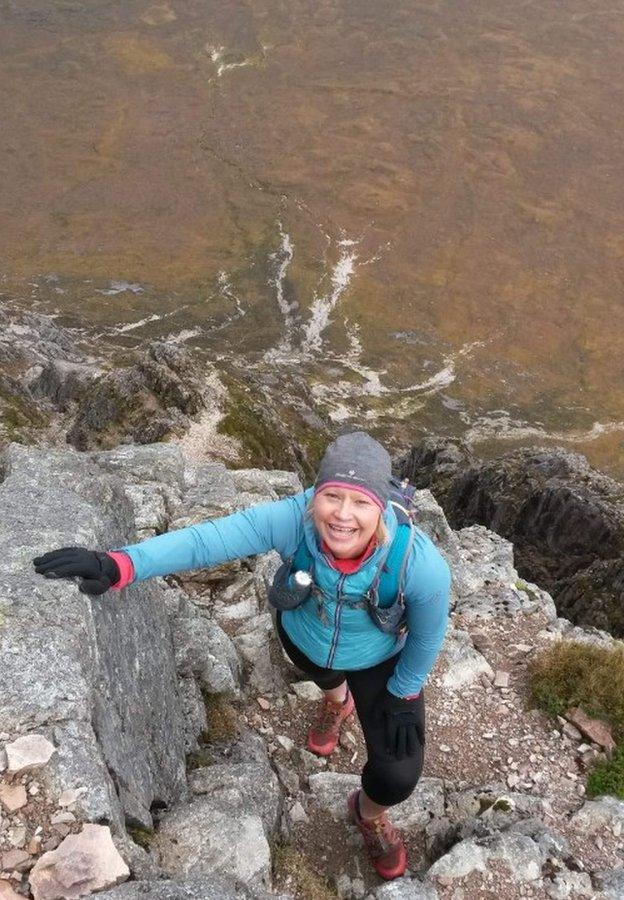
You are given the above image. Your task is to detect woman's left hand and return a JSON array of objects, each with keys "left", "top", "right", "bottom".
[{"left": 376, "top": 689, "right": 421, "bottom": 760}]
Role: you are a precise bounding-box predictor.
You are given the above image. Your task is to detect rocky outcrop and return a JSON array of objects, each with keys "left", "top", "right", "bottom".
[
  {"left": 64, "top": 343, "right": 206, "bottom": 451},
  {"left": 1, "top": 438, "right": 623, "bottom": 899},
  {"left": 0, "top": 305, "right": 214, "bottom": 454},
  {"left": 399, "top": 440, "right": 624, "bottom": 635}
]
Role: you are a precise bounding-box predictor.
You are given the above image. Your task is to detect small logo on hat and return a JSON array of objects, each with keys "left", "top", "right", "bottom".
[{"left": 348, "top": 469, "right": 356, "bottom": 476}]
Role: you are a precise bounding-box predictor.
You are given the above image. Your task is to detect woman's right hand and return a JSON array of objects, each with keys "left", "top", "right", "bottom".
[{"left": 33, "top": 547, "right": 120, "bottom": 596}]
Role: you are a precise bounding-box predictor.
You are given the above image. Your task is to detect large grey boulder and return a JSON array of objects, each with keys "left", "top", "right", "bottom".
[
  {"left": 231, "top": 468, "right": 302, "bottom": 498},
  {"left": 593, "top": 869, "right": 624, "bottom": 899},
  {"left": 188, "top": 760, "right": 281, "bottom": 834},
  {"left": 92, "top": 444, "right": 186, "bottom": 537},
  {"left": 233, "top": 612, "right": 286, "bottom": 695},
  {"left": 0, "top": 444, "right": 187, "bottom": 832},
  {"left": 153, "top": 799, "right": 271, "bottom": 886},
  {"left": 454, "top": 526, "right": 557, "bottom": 622},
  {"left": 171, "top": 462, "right": 239, "bottom": 527},
  {"left": 569, "top": 796, "right": 624, "bottom": 833},
  {"left": 409, "top": 489, "right": 469, "bottom": 601},
  {"left": 439, "top": 628, "right": 494, "bottom": 689},
  {"left": 171, "top": 595, "right": 242, "bottom": 698},
  {"left": 426, "top": 832, "right": 543, "bottom": 884}
]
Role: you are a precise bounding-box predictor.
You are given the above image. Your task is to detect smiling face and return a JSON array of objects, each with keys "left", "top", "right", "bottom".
[{"left": 312, "top": 486, "right": 382, "bottom": 559}]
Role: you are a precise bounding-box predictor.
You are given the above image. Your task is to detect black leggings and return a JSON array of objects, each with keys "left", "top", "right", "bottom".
[{"left": 276, "top": 614, "right": 425, "bottom": 807}]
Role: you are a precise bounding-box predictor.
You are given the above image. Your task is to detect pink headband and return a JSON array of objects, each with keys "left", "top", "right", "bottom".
[{"left": 314, "top": 481, "right": 385, "bottom": 511}]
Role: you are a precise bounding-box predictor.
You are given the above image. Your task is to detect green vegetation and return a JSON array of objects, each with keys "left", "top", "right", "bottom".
[
  {"left": 0, "top": 385, "right": 50, "bottom": 445},
  {"left": 217, "top": 374, "right": 327, "bottom": 480},
  {"left": 186, "top": 693, "right": 241, "bottom": 770},
  {"left": 587, "top": 743, "right": 624, "bottom": 799},
  {"left": 127, "top": 824, "right": 154, "bottom": 850},
  {"left": 529, "top": 640, "right": 624, "bottom": 799},
  {"left": 202, "top": 691, "right": 240, "bottom": 742},
  {"left": 273, "top": 842, "right": 338, "bottom": 900}
]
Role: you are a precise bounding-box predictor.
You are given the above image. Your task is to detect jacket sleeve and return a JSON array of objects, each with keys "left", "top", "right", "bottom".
[
  {"left": 119, "top": 490, "right": 310, "bottom": 582},
  {"left": 385, "top": 531, "right": 451, "bottom": 698}
]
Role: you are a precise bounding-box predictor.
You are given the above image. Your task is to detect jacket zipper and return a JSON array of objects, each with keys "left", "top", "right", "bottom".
[{"left": 326, "top": 574, "right": 346, "bottom": 668}]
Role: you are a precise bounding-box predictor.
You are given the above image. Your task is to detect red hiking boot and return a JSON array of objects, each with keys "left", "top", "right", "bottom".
[
  {"left": 306, "top": 687, "right": 355, "bottom": 756},
  {"left": 348, "top": 789, "right": 407, "bottom": 880}
]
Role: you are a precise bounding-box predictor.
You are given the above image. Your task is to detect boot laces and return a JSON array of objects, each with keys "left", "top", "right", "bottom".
[
  {"left": 361, "top": 814, "right": 398, "bottom": 856},
  {"left": 314, "top": 697, "right": 345, "bottom": 733}
]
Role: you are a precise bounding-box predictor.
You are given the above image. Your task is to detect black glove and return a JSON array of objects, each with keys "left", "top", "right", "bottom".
[
  {"left": 377, "top": 689, "right": 422, "bottom": 760},
  {"left": 33, "top": 547, "right": 120, "bottom": 596}
]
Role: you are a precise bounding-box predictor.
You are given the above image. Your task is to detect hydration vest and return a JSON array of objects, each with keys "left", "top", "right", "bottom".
[{"left": 268, "top": 477, "right": 418, "bottom": 635}]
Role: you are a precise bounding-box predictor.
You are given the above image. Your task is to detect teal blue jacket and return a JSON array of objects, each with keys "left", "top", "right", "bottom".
[{"left": 122, "top": 488, "right": 450, "bottom": 698}]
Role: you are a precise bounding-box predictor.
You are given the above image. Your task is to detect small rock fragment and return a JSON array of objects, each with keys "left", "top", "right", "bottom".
[
  {"left": 29, "top": 824, "right": 129, "bottom": 900},
  {"left": 50, "top": 811, "right": 76, "bottom": 825},
  {"left": 256, "top": 697, "right": 271, "bottom": 711},
  {"left": 289, "top": 801, "right": 309, "bottom": 824},
  {"left": 291, "top": 681, "right": 324, "bottom": 702},
  {"left": 57, "top": 788, "right": 86, "bottom": 808},
  {"left": 27, "top": 836, "right": 42, "bottom": 855},
  {"left": 0, "top": 783, "right": 28, "bottom": 813},
  {"left": 276, "top": 734, "right": 294, "bottom": 752},
  {"left": 0, "top": 882, "right": 23, "bottom": 900},
  {"left": 494, "top": 670, "right": 510, "bottom": 688},
  {"left": 6, "top": 735, "right": 56, "bottom": 774},
  {"left": 565, "top": 708, "right": 616, "bottom": 754},
  {"left": 1, "top": 849, "right": 31, "bottom": 872},
  {"left": 562, "top": 721, "right": 583, "bottom": 741},
  {"left": 7, "top": 825, "right": 27, "bottom": 848},
  {"left": 339, "top": 731, "right": 357, "bottom": 751}
]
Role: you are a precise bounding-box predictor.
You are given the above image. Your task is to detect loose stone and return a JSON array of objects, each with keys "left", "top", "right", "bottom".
[
  {"left": 0, "top": 785, "right": 28, "bottom": 813},
  {"left": 5, "top": 735, "right": 55, "bottom": 774}
]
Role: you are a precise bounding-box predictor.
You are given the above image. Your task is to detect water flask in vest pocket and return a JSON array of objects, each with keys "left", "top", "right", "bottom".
[
  {"left": 267, "top": 561, "right": 313, "bottom": 611},
  {"left": 366, "top": 593, "right": 407, "bottom": 635}
]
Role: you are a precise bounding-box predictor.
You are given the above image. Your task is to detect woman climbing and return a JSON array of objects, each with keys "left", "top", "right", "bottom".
[{"left": 33, "top": 431, "right": 450, "bottom": 881}]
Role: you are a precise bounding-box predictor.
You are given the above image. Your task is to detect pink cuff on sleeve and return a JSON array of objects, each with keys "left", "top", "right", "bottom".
[
  {"left": 403, "top": 692, "right": 421, "bottom": 700},
  {"left": 106, "top": 551, "right": 135, "bottom": 590}
]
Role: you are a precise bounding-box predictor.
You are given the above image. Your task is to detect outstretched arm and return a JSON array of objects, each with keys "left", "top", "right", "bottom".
[
  {"left": 122, "top": 490, "right": 309, "bottom": 581},
  {"left": 33, "top": 490, "right": 311, "bottom": 593}
]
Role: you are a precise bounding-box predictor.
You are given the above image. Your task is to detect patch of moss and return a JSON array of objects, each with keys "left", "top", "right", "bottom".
[
  {"left": 217, "top": 375, "right": 328, "bottom": 480},
  {"left": 186, "top": 747, "right": 213, "bottom": 771},
  {"left": 127, "top": 824, "right": 155, "bottom": 850},
  {"left": 218, "top": 380, "right": 289, "bottom": 468},
  {"left": 272, "top": 842, "right": 338, "bottom": 900},
  {"left": 587, "top": 743, "right": 624, "bottom": 800},
  {"left": 201, "top": 691, "right": 240, "bottom": 743},
  {"left": 528, "top": 640, "right": 624, "bottom": 737}
]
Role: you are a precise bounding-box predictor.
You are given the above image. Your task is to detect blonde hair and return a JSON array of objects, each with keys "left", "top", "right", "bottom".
[{"left": 306, "top": 496, "right": 391, "bottom": 548}]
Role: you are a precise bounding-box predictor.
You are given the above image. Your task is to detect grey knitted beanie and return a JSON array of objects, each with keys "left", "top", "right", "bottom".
[{"left": 314, "top": 431, "right": 393, "bottom": 508}]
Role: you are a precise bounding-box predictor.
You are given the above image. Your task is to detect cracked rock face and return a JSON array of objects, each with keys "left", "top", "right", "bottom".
[
  {"left": 401, "top": 440, "right": 624, "bottom": 635},
  {"left": 0, "top": 444, "right": 188, "bottom": 830}
]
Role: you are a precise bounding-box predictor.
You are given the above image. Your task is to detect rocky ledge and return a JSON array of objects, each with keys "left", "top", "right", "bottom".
[
  {"left": 0, "top": 441, "right": 623, "bottom": 899},
  {"left": 400, "top": 439, "right": 624, "bottom": 638}
]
